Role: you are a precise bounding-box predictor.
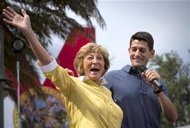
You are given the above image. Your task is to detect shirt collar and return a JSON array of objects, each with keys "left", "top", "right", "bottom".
[
  {"left": 122, "top": 64, "right": 140, "bottom": 76},
  {"left": 122, "top": 64, "right": 132, "bottom": 73},
  {"left": 77, "top": 76, "right": 89, "bottom": 82},
  {"left": 78, "top": 76, "right": 107, "bottom": 86}
]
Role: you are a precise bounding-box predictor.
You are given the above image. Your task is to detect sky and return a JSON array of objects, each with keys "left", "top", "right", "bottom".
[
  {"left": 4, "top": 0, "right": 190, "bottom": 127},
  {"left": 51, "top": 0, "right": 190, "bottom": 71},
  {"left": 95, "top": 0, "right": 190, "bottom": 71}
]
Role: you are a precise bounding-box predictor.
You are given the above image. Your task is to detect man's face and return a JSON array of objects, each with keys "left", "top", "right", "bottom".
[{"left": 128, "top": 39, "right": 155, "bottom": 67}]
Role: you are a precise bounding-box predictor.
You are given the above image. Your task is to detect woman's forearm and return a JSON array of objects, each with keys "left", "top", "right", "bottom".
[{"left": 23, "top": 28, "right": 53, "bottom": 65}]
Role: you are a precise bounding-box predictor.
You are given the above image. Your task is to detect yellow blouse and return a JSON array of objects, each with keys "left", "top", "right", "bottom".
[{"left": 41, "top": 59, "right": 123, "bottom": 128}]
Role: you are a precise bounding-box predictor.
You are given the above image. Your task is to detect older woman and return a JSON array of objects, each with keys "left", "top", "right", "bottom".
[{"left": 3, "top": 7, "right": 123, "bottom": 128}]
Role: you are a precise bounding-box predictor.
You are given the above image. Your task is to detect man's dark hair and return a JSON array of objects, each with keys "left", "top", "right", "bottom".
[{"left": 130, "top": 31, "right": 154, "bottom": 50}]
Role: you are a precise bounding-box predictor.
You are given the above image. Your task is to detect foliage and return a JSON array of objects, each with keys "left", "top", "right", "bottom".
[
  {"left": 0, "top": 0, "right": 106, "bottom": 91},
  {"left": 149, "top": 51, "right": 190, "bottom": 127}
]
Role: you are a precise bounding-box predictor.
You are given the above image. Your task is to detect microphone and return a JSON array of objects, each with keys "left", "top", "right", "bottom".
[{"left": 136, "top": 66, "right": 162, "bottom": 89}]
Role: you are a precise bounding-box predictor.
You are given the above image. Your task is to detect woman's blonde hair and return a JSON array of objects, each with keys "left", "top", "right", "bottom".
[{"left": 74, "top": 42, "right": 110, "bottom": 76}]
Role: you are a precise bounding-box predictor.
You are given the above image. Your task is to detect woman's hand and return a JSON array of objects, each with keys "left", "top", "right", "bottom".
[{"left": 3, "top": 6, "right": 32, "bottom": 32}]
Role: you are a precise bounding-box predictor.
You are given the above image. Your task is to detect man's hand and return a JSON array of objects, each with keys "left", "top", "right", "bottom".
[{"left": 65, "top": 68, "right": 74, "bottom": 76}]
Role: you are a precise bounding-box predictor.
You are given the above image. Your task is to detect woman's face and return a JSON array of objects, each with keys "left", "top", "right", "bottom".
[{"left": 83, "top": 52, "right": 105, "bottom": 83}]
